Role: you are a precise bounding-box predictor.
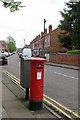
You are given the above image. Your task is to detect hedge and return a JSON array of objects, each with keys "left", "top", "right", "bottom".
[{"left": 67, "top": 50, "right": 80, "bottom": 54}]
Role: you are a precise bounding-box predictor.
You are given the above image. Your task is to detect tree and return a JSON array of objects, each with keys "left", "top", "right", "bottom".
[
  {"left": 0, "top": 0, "right": 26, "bottom": 12},
  {"left": 58, "top": 1, "right": 80, "bottom": 50},
  {"left": 7, "top": 36, "right": 16, "bottom": 52}
]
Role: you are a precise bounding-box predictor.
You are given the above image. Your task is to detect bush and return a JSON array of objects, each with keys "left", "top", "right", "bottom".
[{"left": 67, "top": 50, "right": 80, "bottom": 54}]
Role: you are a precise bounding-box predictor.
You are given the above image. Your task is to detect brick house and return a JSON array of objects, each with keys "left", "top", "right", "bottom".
[
  {"left": 29, "top": 25, "right": 79, "bottom": 65},
  {"left": 30, "top": 25, "right": 67, "bottom": 58},
  {"left": 0, "top": 40, "right": 7, "bottom": 51}
]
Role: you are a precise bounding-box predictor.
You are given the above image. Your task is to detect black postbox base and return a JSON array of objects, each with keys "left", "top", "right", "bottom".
[
  {"left": 29, "top": 100, "right": 43, "bottom": 110},
  {"left": 25, "top": 88, "right": 29, "bottom": 100}
]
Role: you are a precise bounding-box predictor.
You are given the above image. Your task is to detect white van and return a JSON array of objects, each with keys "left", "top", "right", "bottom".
[{"left": 21, "top": 48, "right": 32, "bottom": 60}]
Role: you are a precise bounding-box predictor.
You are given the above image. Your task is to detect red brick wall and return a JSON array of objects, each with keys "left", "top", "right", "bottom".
[{"left": 49, "top": 53, "right": 80, "bottom": 66}]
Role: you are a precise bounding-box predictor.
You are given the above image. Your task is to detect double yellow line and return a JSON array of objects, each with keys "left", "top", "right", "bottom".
[
  {"left": 3, "top": 70, "right": 20, "bottom": 85},
  {"left": 43, "top": 95, "right": 80, "bottom": 119},
  {"left": 3, "top": 70, "right": 80, "bottom": 119}
]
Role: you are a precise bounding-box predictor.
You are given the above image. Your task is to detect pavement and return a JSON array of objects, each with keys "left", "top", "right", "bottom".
[
  {"left": 1, "top": 62, "right": 79, "bottom": 119},
  {"left": 1, "top": 67, "right": 56, "bottom": 119},
  {"left": 45, "top": 62, "right": 79, "bottom": 70}
]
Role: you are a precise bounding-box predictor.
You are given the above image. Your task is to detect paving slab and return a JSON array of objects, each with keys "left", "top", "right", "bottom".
[{"left": 2, "top": 84, "right": 34, "bottom": 118}]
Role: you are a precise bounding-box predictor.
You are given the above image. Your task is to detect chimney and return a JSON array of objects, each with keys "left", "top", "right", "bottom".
[
  {"left": 44, "top": 29, "right": 47, "bottom": 34},
  {"left": 41, "top": 32, "right": 44, "bottom": 37},
  {"left": 38, "top": 34, "right": 40, "bottom": 39},
  {"left": 48, "top": 25, "right": 52, "bottom": 33}
]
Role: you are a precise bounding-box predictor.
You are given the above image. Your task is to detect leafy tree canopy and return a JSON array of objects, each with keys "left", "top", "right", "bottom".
[
  {"left": 7, "top": 36, "right": 16, "bottom": 52},
  {"left": 0, "top": 0, "right": 26, "bottom": 12},
  {"left": 58, "top": 1, "right": 80, "bottom": 50}
]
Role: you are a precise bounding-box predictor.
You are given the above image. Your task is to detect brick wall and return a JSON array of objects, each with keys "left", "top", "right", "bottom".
[
  {"left": 45, "top": 28, "right": 68, "bottom": 53},
  {"left": 49, "top": 53, "right": 80, "bottom": 66}
]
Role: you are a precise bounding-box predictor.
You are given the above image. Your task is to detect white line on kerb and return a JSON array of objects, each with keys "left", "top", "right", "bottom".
[{"left": 54, "top": 72, "right": 78, "bottom": 79}]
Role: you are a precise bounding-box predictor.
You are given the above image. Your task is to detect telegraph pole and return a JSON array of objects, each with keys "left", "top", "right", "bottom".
[
  {"left": 44, "top": 19, "right": 46, "bottom": 34},
  {"left": 43, "top": 19, "right": 46, "bottom": 58},
  {"left": 24, "top": 39, "right": 25, "bottom": 46}
]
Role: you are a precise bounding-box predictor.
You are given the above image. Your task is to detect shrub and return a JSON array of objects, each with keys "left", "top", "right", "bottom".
[{"left": 67, "top": 50, "right": 80, "bottom": 54}]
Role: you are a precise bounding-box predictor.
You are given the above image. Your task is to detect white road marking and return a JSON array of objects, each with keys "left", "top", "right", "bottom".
[{"left": 54, "top": 72, "right": 78, "bottom": 79}]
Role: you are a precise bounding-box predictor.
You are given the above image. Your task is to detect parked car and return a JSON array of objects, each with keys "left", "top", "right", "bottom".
[
  {"left": 4, "top": 51, "right": 9, "bottom": 57},
  {"left": 18, "top": 52, "right": 22, "bottom": 58},
  {"left": 0, "top": 51, "right": 8, "bottom": 65}
]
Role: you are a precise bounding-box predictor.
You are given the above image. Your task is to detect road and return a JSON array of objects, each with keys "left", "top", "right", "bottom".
[
  {"left": 44, "top": 64, "right": 78, "bottom": 113},
  {"left": 2, "top": 53, "right": 79, "bottom": 114}
]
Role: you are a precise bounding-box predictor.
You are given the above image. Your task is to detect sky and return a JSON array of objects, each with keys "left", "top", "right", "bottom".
[{"left": 0, "top": 0, "right": 69, "bottom": 48}]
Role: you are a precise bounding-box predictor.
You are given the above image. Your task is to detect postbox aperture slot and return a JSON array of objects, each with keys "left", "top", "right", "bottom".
[{"left": 36, "top": 66, "right": 43, "bottom": 69}]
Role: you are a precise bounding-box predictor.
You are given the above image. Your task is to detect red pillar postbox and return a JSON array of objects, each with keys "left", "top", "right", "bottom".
[{"left": 28, "top": 57, "right": 46, "bottom": 110}]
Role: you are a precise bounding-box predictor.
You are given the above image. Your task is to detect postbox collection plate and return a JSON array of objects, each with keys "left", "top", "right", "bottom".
[{"left": 37, "top": 71, "right": 42, "bottom": 80}]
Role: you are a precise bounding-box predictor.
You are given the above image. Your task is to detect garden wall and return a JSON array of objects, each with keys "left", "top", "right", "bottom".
[{"left": 49, "top": 53, "right": 80, "bottom": 66}]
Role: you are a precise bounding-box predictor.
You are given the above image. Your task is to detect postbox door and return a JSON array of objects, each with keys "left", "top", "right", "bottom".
[
  {"left": 36, "top": 69, "right": 44, "bottom": 99},
  {"left": 30, "top": 64, "right": 44, "bottom": 100}
]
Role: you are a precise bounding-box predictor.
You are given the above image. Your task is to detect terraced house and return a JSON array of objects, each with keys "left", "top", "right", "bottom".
[{"left": 30, "top": 25, "right": 67, "bottom": 60}]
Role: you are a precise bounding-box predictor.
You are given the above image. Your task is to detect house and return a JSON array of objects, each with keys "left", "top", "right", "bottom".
[
  {"left": 30, "top": 25, "right": 67, "bottom": 58},
  {"left": 44, "top": 25, "right": 68, "bottom": 53},
  {"left": 0, "top": 40, "right": 7, "bottom": 51}
]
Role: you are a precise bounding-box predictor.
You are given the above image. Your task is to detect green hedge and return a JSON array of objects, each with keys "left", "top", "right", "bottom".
[{"left": 67, "top": 50, "right": 80, "bottom": 54}]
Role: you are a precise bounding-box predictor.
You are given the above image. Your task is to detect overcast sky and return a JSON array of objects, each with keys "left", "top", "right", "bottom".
[{"left": 0, "top": 0, "right": 69, "bottom": 48}]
